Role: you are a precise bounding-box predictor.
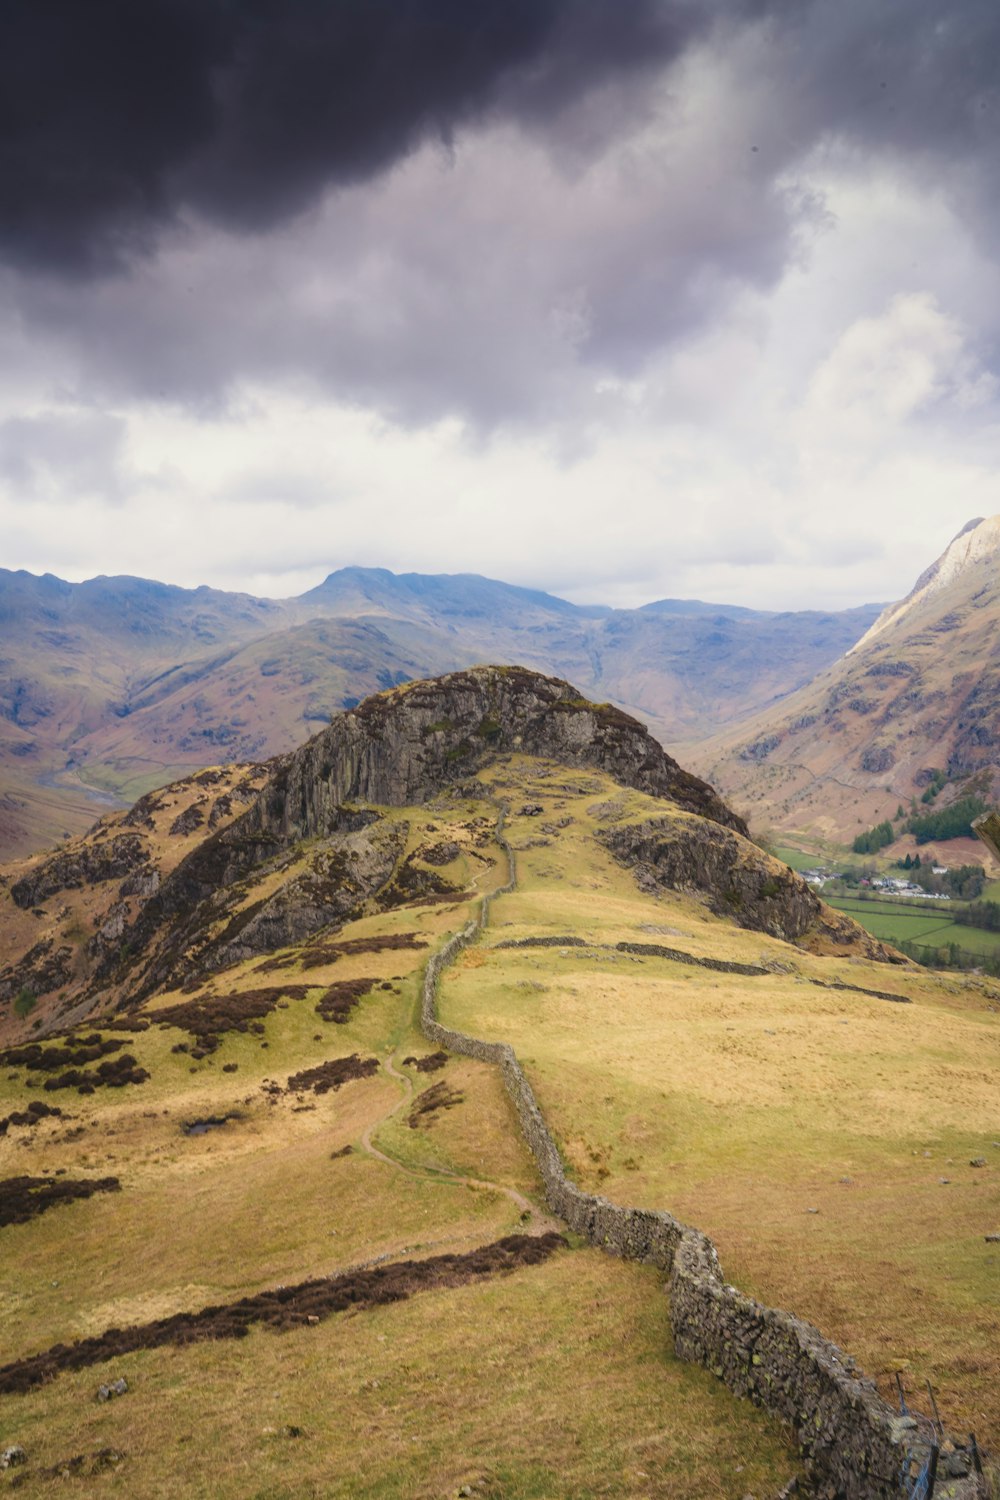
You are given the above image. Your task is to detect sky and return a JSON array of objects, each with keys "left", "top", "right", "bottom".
[{"left": 2, "top": 0, "right": 1000, "bottom": 612}]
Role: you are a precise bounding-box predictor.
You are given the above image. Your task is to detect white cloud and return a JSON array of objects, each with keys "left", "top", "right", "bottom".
[{"left": 3, "top": 37, "right": 1000, "bottom": 615}]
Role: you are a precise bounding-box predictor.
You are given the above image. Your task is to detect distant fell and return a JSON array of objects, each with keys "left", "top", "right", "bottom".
[
  {"left": 0, "top": 564, "right": 879, "bottom": 857},
  {"left": 698, "top": 516, "right": 1000, "bottom": 844}
]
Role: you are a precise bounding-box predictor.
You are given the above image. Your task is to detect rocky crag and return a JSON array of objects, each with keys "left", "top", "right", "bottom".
[{"left": 0, "top": 668, "right": 897, "bottom": 1039}]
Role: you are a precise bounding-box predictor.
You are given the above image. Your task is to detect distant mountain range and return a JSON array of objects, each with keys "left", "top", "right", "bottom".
[
  {"left": 700, "top": 516, "right": 1000, "bottom": 845},
  {"left": 0, "top": 565, "right": 879, "bottom": 857}
]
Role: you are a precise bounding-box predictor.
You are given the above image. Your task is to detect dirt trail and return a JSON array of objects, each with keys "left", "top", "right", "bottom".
[
  {"left": 354, "top": 831, "right": 559, "bottom": 1232},
  {"left": 359, "top": 1046, "right": 558, "bottom": 1233}
]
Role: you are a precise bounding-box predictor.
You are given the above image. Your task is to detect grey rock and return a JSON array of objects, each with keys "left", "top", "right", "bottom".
[
  {"left": 11, "top": 834, "right": 148, "bottom": 908},
  {"left": 96, "top": 1377, "right": 128, "bottom": 1402},
  {"left": 970, "top": 1157, "right": 987, "bottom": 1167}
]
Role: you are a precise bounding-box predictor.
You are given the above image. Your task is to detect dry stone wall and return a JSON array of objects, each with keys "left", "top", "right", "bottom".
[{"left": 420, "top": 814, "right": 978, "bottom": 1500}]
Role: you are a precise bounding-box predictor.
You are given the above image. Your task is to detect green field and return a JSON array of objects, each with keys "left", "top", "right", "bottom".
[
  {"left": 826, "top": 896, "right": 1000, "bottom": 959},
  {"left": 770, "top": 845, "right": 816, "bottom": 872}
]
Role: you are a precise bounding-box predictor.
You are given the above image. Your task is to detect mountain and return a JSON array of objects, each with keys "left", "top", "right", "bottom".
[
  {"left": 0, "top": 565, "right": 880, "bottom": 858},
  {"left": 696, "top": 516, "right": 1000, "bottom": 845},
  {"left": 0, "top": 667, "right": 898, "bottom": 1036},
  {"left": 2, "top": 668, "right": 994, "bottom": 1495}
]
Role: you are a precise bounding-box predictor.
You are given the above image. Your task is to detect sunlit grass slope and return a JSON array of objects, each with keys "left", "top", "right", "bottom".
[
  {"left": 0, "top": 795, "right": 799, "bottom": 1498},
  {"left": 442, "top": 760, "right": 1000, "bottom": 1449}
]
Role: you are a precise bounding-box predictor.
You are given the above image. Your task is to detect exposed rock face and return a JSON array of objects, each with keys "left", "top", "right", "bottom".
[
  {"left": 115, "top": 815, "right": 406, "bottom": 998},
  {"left": 599, "top": 815, "right": 902, "bottom": 960},
  {"left": 246, "top": 666, "right": 747, "bottom": 844},
  {"left": 11, "top": 835, "right": 148, "bottom": 909},
  {"left": 91, "top": 669, "right": 746, "bottom": 1002},
  {"left": 195, "top": 823, "right": 407, "bottom": 974},
  {"left": 600, "top": 816, "right": 817, "bottom": 942},
  {"left": 0, "top": 938, "right": 74, "bottom": 1004}
]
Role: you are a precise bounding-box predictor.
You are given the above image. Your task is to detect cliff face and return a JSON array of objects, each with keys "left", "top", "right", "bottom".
[
  {"left": 4, "top": 667, "right": 896, "bottom": 1035},
  {"left": 245, "top": 666, "right": 748, "bottom": 843},
  {"left": 599, "top": 815, "right": 903, "bottom": 960},
  {"left": 106, "top": 668, "right": 744, "bottom": 995}
]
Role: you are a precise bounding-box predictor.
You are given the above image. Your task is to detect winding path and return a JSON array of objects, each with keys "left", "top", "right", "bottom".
[{"left": 358, "top": 1037, "right": 558, "bottom": 1233}]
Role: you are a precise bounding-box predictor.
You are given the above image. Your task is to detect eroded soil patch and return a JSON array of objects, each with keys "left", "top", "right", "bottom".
[
  {"left": 286, "top": 1056, "right": 379, "bottom": 1095},
  {"left": 0, "top": 1234, "right": 566, "bottom": 1394},
  {"left": 0, "top": 1175, "right": 121, "bottom": 1229}
]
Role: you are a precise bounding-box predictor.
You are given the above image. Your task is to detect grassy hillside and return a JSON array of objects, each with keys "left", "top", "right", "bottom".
[
  {"left": 693, "top": 517, "right": 1000, "bottom": 845},
  {"left": 0, "top": 791, "right": 801, "bottom": 1498},
  {"left": 439, "top": 764, "right": 1000, "bottom": 1451}
]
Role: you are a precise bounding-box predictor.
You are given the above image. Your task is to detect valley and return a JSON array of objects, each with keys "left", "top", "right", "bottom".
[{"left": 699, "top": 519, "right": 1000, "bottom": 851}]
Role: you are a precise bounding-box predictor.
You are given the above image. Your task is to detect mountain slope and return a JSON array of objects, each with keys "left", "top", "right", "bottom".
[
  {"left": 0, "top": 667, "right": 896, "bottom": 1040},
  {"left": 1, "top": 669, "right": 995, "bottom": 1491},
  {"left": 696, "top": 516, "right": 1000, "bottom": 843},
  {"left": 0, "top": 565, "right": 880, "bottom": 858}
]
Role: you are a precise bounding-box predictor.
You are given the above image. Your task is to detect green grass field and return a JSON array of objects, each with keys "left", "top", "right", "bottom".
[
  {"left": 826, "top": 896, "right": 1000, "bottom": 959},
  {"left": 770, "top": 845, "right": 815, "bottom": 872}
]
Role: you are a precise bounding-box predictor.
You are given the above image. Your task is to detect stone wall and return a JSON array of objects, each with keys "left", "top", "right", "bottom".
[{"left": 419, "top": 815, "right": 979, "bottom": 1500}]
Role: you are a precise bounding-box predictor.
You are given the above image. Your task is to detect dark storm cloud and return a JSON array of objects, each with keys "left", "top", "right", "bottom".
[
  {"left": 0, "top": 0, "right": 730, "bottom": 272},
  {"left": 4, "top": 0, "right": 1000, "bottom": 434},
  {"left": 3, "top": 0, "right": 999, "bottom": 277}
]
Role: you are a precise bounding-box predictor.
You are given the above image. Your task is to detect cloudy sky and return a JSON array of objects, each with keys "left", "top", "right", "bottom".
[{"left": 2, "top": 0, "right": 1000, "bottom": 611}]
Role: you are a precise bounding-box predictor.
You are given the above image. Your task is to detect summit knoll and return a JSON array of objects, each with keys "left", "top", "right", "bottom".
[{"left": 0, "top": 667, "right": 893, "bottom": 1041}]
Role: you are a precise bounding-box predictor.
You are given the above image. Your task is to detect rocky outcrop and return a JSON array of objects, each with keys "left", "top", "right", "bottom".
[
  {"left": 11, "top": 835, "right": 149, "bottom": 909},
  {"left": 597, "top": 814, "right": 902, "bottom": 960},
  {"left": 110, "top": 815, "right": 405, "bottom": 998},
  {"left": 92, "top": 670, "right": 748, "bottom": 1000},
  {"left": 0, "top": 939, "right": 74, "bottom": 1005},
  {"left": 239, "top": 667, "right": 747, "bottom": 847},
  {"left": 202, "top": 823, "right": 407, "bottom": 974}
]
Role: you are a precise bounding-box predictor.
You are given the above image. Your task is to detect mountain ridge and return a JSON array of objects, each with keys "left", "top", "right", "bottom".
[
  {"left": 697, "top": 514, "right": 1000, "bottom": 844},
  {"left": 0, "top": 565, "right": 881, "bottom": 858},
  {"left": 0, "top": 666, "right": 898, "bottom": 1046}
]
